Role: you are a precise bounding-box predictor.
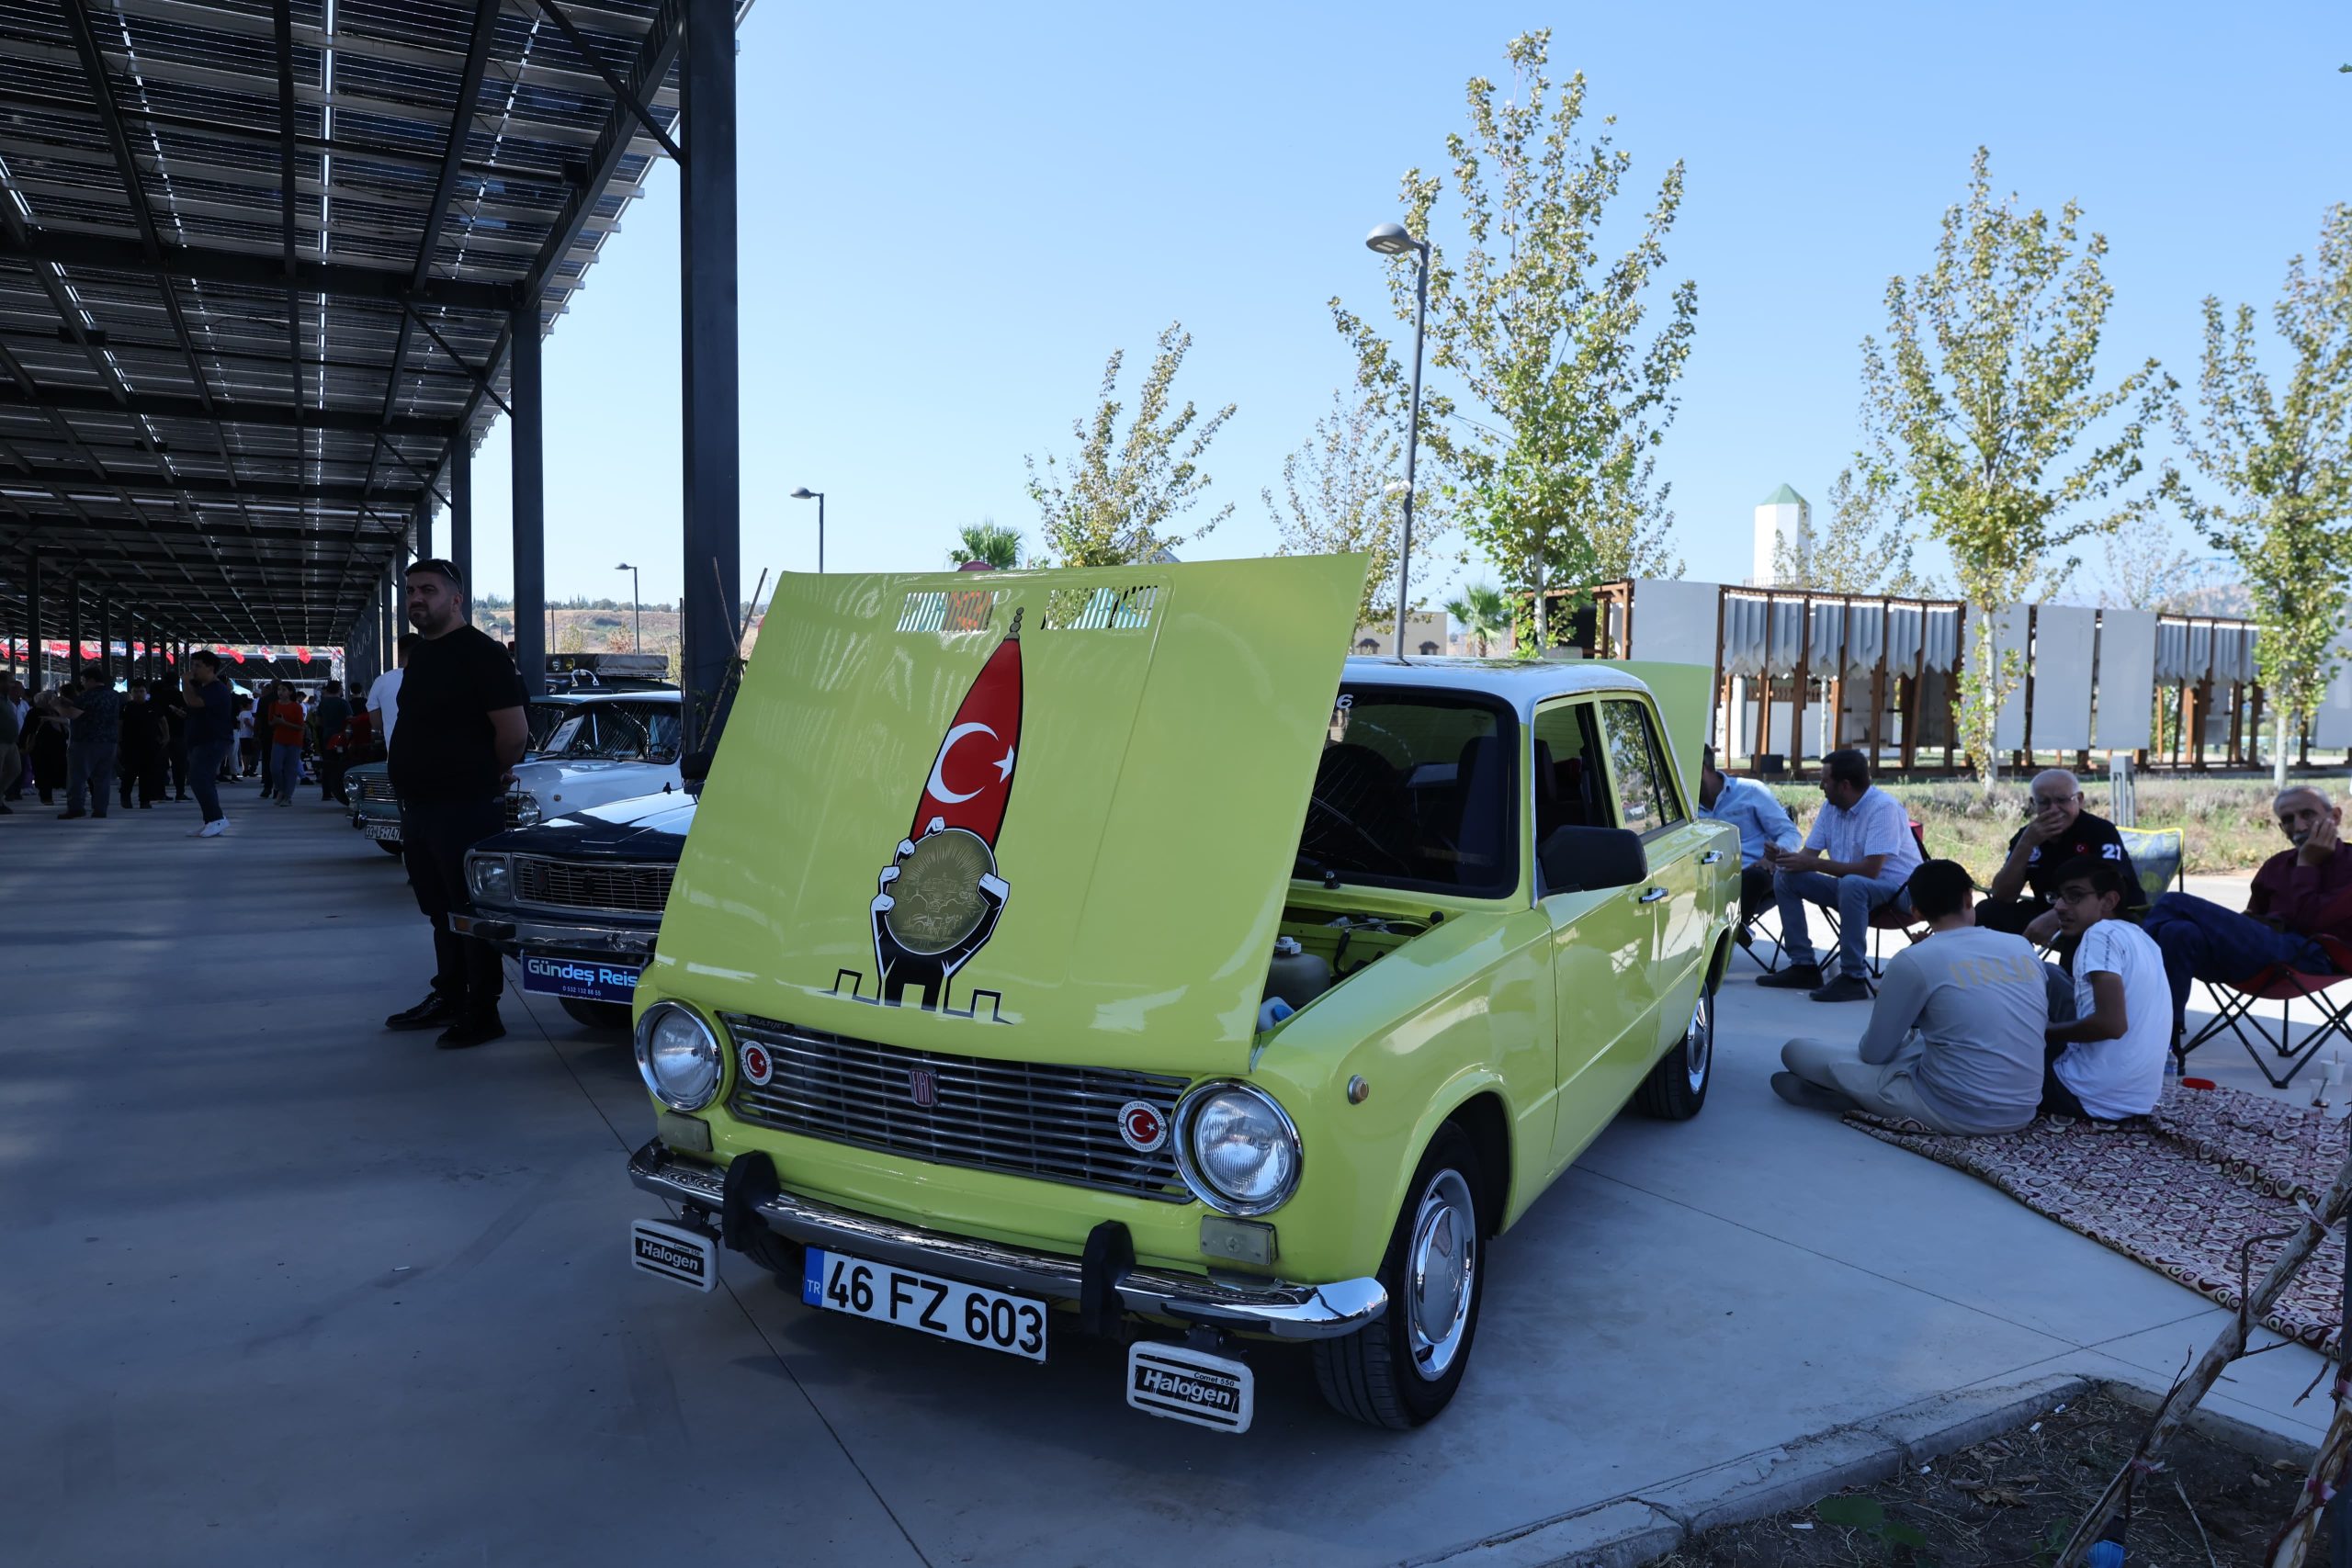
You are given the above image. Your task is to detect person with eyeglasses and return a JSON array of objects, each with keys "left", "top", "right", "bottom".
[
  {"left": 1976, "top": 769, "right": 2140, "bottom": 943},
  {"left": 382, "top": 559, "right": 530, "bottom": 1050}
]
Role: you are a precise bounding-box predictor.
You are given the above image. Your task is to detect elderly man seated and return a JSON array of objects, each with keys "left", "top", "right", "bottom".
[
  {"left": 1772, "top": 860, "right": 2048, "bottom": 1134},
  {"left": 1758, "top": 748, "right": 1924, "bottom": 1002},
  {"left": 1976, "top": 768, "right": 2143, "bottom": 942},
  {"left": 2141, "top": 784, "right": 2352, "bottom": 1039},
  {"left": 1697, "top": 746, "right": 1800, "bottom": 943}
]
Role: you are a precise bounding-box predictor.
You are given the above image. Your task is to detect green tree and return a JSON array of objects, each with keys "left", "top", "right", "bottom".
[
  {"left": 1331, "top": 31, "right": 1696, "bottom": 655},
  {"left": 2172, "top": 205, "right": 2352, "bottom": 787},
  {"left": 1024, "top": 321, "right": 1236, "bottom": 567},
  {"left": 1445, "top": 583, "right": 1510, "bottom": 656},
  {"left": 1860, "top": 147, "right": 2171, "bottom": 795},
  {"left": 2091, "top": 512, "right": 2215, "bottom": 613},
  {"left": 1768, "top": 465, "right": 1934, "bottom": 595},
  {"left": 1265, "top": 388, "right": 1446, "bottom": 633},
  {"left": 948, "top": 520, "right": 1023, "bottom": 570}
]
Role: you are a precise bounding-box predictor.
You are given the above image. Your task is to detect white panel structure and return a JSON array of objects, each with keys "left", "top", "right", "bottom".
[
  {"left": 2030, "top": 605, "right": 2097, "bottom": 750},
  {"left": 1971, "top": 606, "right": 2031, "bottom": 750},
  {"left": 2095, "top": 609, "right": 2157, "bottom": 752},
  {"left": 1628, "top": 579, "right": 1724, "bottom": 665},
  {"left": 2312, "top": 631, "right": 2352, "bottom": 750}
]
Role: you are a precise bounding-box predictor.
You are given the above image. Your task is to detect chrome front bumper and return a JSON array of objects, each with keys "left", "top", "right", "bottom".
[
  {"left": 451, "top": 911, "right": 655, "bottom": 955},
  {"left": 627, "top": 1139, "right": 1385, "bottom": 1341}
]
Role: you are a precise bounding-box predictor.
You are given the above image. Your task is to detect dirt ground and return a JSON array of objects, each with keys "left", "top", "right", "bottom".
[{"left": 1655, "top": 1390, "right": 2320, "bottom": 1568}]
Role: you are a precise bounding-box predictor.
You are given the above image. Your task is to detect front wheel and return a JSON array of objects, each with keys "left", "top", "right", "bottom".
[
  {"left": 1314, "top": 1122, "right": 1487, "bottom": 1429},
  {"left": 1634, "top": 982, "right": 1713, "bottom": 1120}
]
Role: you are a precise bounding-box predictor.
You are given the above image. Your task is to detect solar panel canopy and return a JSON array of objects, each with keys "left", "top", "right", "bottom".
[{"left": 0, "top": 0, "right": 699, "bottom": 649}]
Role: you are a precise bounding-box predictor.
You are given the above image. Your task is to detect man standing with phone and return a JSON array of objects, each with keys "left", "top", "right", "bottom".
[{"left": 384, "top": 559, "right": 529, "bottom": 1050}]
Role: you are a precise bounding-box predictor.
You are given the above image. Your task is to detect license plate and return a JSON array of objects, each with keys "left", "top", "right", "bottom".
[
  {"left": 630, "top": 1218, "right": 716, "bottom": 1292},
  {"left": 801, "top": 1248, "right": 1046, "bottom": 1361},
  {"left": 1126, "top": 1341, "right": 1254, "bottom": 1434},
  {"left": 360, "top": 821, "right": 401, "bottom": 841},
  {"left": 521, "top": 954, "right": 641, "bottom": 1003}
]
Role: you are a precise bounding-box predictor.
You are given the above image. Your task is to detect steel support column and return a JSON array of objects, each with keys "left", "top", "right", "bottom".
[
  {"left": 22, "top": 551, "right": 37, "bottom": 686},
  {"left": 415, "top": 492, "right": 434, "bottom": 564},
  {"left": 69, "top": 581, "right": 84, "bottom": 677},
  {"left": 450, "top": 440, "right": 472, "bottom": 592},
  {"left": 678, "top": 0, "right": 740, "bottom": 742},
  {"left": 98, "top": 592, "right": 111, "bottom": 681},
  {"left": 511, "top": 299, "right": 547, "bottom": 694}
]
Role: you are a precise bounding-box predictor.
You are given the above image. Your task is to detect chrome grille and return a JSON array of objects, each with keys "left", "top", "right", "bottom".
[
  {"left": 514, "top": 856, "right": 673, "bottom": 914},
  {"left": 355, "top": 774, "right": 398, "bottom": 803},
  {"left": 723, "top": 1015, "right": 1190, "bottom": 1201}
]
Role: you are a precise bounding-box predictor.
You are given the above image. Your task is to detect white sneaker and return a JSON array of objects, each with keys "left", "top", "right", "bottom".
[{"left": 195, "top": 818, "right": 227, "bottom": 837}]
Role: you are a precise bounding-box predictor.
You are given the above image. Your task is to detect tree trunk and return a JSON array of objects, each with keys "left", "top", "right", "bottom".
[
  {"left": 1531, "top": 555, "right": 1549, "bottom": 654},
  {"left": 2276, "top": 705, "right": 2291, "bottom": 792}
]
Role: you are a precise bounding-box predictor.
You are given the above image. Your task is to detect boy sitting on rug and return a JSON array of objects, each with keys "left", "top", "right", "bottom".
[
  {"left": 2042, "top": 857, "right": 2173, "bottom": 1122},
  {"left": 1772, "top": 860, "right": 2048, "bottom": 1134}
]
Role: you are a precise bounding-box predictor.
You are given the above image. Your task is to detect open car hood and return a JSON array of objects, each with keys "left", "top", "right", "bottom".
[{"left": 657, "top": 557, "right": 1366, "bottom": 1077}]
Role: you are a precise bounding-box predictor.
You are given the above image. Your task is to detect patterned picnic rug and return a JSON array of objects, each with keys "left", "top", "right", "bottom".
[{"left": 1848, "top": 1085, "right": 2347, "bottom": 1358}]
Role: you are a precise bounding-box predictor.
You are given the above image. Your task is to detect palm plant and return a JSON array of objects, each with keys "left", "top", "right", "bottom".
[
  {"left": 1446, "top": 583, "right": 1508, "bottom": 657},
  {"left": 950, "top": 522, "right": 1023, "bottom": 570}
]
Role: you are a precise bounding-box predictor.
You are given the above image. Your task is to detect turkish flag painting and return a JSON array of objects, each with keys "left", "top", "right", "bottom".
[{"left": 909, "top": 615, "right": 1022, "bottom": 846}]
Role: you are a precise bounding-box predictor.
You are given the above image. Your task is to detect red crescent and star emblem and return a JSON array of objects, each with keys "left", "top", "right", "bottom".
[
  {"left": 912, "top": 626, "right": 1023, "bottom": 842},
  {"left": 1117, "top": 1100, "right": 1168, "bottom": 1154},
  {"left": 740, "top": 1042, "right": 774, "bottom": 1088}
]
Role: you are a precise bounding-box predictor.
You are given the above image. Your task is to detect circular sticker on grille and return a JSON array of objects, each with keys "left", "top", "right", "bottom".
[
  {"left": 1117, "top": 1100, "right": 1167, "bottom": 1154},
  {"left": 740, "top": 1042, "right": 774, "bottom": 1088}
]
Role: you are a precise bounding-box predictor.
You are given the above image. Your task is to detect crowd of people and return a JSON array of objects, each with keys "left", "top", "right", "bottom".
[
  {"left": 1697, "top": 747, "right": 2352, "bottom": 1133},
  {"left": 0, "top": 665, "right": 381, "bottom": 828}
]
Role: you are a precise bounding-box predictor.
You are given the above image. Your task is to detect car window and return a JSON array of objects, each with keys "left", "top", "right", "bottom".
[
  {"left": 1598, "top": 698, "right": 1686, "bottom": 837},
  {"left": 1299, "top": 685, "right": 1516, "bottom": 896},
  {"left": 1530, "top": 699, "right": 1609, "bottom": 852},
  {"left": 543, "top": 714, "right": 589, "bottom": 755},
  {"left": 526, "top": 702, "right": 573, "bottom": 752}
]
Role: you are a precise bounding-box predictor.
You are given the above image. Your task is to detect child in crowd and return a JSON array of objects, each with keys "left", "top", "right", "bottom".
[{"left": 2042, "top": 856, "right": 2172, "bottom": 1122}]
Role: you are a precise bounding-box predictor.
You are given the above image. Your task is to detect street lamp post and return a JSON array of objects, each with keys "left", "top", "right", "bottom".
[
  {"left": 615, "top": 562, "right": 641, "bottom": 651},
  {"left": 790, "top": 487, "right": 826, "bottom": 572},
  {"left": 1366, "top": 222, "right": 1430, "bottom": 661}
]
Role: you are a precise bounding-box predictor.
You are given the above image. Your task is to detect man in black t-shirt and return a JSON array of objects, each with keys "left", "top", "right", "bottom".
[
  {"left": 385, "top": 558, "right": 530, "bottom": 1049},
  {"left": 1976, "top": 768, "right": 2142, "bottom": 942}
]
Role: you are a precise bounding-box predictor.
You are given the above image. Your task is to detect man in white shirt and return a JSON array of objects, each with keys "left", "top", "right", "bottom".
[
  {"left": 1758, "top": 748, "right": 1924, "bottom": 1002},
  {"left": 1774, "top": 859, "right": 2049, "bottom": 1134},
  {"left": 2042, "top": 856, "right": 2171, "bottom": 1121},
  {"left": 368, "top": 632, "right": 415, "bottom": 748}
]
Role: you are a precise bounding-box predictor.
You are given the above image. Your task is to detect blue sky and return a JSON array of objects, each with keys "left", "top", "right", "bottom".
[{"left": 455, "top": 0, "right": 2346, "bottom": 613}]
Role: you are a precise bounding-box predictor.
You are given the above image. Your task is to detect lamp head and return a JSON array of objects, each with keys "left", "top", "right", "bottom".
[
  {"left": 790, "top": 487, "right": 819, "bottom": 502},
  {"left": 615, "top": 561, "right": 633, "bottom": 570},
  {"left": 1365, "top": 222, "right": 1422, "bottom": 257}
]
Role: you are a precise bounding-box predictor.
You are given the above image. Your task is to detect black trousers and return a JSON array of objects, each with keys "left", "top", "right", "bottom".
[
  {"left": 118, "top": 749, "right": 164, "bottom": 806},
  {"left": 401, "top": 796, "right": 507, "bottom": 1014},
  {"left": 1975, "top": 897, "right": 2042, "bottom": 936},
  {"left": 1738, "top": 863, "right": 1774, "bottom": 925}
]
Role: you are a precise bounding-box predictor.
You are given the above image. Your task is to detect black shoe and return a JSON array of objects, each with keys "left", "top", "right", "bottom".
[
  {"left": 1755, "top": 964, "right": 1824, "bottom": 990},
  {"left": 1808, "top": 974, "right": 1875, "bottom": 1003},
  {"left": 57, "top": 808, "right": 86, "bottom": 819},
  {"left": 385, "top": 991, "right": 463, "bottom": 1032},
  {"left": 436, "top": 1013, "right": 506, "bottom": 1051}
]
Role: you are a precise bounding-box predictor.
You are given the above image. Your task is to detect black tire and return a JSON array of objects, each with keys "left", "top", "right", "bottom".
[
  {"left": 560, "top": 997, "right": 634, "bottom": 1032},
  {"left": 738, "top": 1225, "right": 805, "bottom": 1281},
  {"left": 1314, "top": 1122, "right": 1487, "bottom": 1429},
  {"left": 1634, "top": 980, "right": 1714, "bottom": 1120},
  {"left": 378, "top": 839, "right": 404, "bottom": 855}
]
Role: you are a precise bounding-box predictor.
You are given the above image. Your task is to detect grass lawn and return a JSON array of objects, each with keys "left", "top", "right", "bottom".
[{"left": 1764, "top": 776, "right": 2338, "bottom": 881}]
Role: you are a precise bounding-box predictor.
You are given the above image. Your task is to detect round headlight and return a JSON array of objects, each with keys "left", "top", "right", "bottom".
[
  {"left": 635, "top": 1001, "right": 722, "bottom": 1111},
  {"left": 513, "top": 791, "right": 543, "bottom": 828},
  {"left": 1175, "top": 1083, "right": 1302, "bottom": 1217},
  {"left": 467, "top": 853, "right": 513, "bottom": 904}
]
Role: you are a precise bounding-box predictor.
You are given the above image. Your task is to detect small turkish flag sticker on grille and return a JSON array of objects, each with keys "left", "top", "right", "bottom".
[
  {"left": 1118, "top": 1101, "right": 1168, "bottom": 1154},
  {"left": 740, "top": 1042, "right": 773, "bottom": 1088}
]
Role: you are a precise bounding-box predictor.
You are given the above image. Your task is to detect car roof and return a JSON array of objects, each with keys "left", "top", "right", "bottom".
[
  {"left": 1340, "top": 655, "right": 1654, "bottom": 721},
  {"left": 539, "top": 689, "right": 680, "bottom": 707}
]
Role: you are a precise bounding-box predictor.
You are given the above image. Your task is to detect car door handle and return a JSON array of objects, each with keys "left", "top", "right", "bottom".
[
  {"left": 1700, "top": 851, "right": 1724, "bottom": 865},
  {"left": 1637, "top": 886, "right": 1670, "bottom": 904}
]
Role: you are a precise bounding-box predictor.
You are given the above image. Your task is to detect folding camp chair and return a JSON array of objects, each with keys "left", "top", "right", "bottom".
[
  {"left": 2179, "top": 934, "right": 2352, "bottom": 1089},
  {"left": 2116, "top": 826, "right": 2185, "bottom": 907}
]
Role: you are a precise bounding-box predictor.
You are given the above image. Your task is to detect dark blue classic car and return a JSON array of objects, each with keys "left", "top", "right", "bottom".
[{"left": 453, "top": 786, "right": 696, "bottom": 1032}]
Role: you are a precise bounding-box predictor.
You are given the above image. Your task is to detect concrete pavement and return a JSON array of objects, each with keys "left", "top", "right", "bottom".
[{"left": 1, "top": 798, "right": 2331, "bottom": 1567}]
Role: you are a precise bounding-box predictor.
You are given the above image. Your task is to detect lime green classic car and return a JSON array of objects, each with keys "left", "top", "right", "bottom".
[{"left": 625, "top": 556, "right": 1736, "bottom": 1432}]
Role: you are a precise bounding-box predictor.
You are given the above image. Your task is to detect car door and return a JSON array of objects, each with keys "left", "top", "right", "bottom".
[
  {"left": 1533, "top": 697, "right": 1661, "bottom": 1168},
  {"left": 1597, "top": 695, "right": 1710, "bottom": 1061}
]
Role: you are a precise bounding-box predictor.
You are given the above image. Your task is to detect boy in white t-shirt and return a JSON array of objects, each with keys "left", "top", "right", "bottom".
[{"left": 2043, "top": 856, "right": 2172, "bottom": 1121}]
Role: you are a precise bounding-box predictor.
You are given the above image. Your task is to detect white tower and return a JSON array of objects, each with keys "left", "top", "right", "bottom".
[{"left": 1752, "top": 483, "right": 1810, "bottom": 586}]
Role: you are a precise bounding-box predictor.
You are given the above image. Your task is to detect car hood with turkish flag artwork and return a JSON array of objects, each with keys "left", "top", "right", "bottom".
[{"left": 654, "top": 556, "right": 1368, "bottom": 1078}]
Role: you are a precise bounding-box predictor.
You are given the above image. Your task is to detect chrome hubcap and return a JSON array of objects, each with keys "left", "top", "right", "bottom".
[
  {"left": 1405, "top": 1168, "right": 1477, "bottom": 1382},
  {"left": 1686, "top": 991, "right": 1713, "bottom": 1092}
]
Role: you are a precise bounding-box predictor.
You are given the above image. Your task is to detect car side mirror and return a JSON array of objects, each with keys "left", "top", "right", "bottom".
[
  {"left": 1540, "top": 825, "right": 1647, "bottom": 895},
  {"left": 680, "top": 748, "right": 714, "bottom": 783}
]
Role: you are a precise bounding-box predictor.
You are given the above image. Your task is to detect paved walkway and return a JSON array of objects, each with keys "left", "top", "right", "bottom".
[{"left": 1, "top": 799, "right": 2332, "bottom": 1567}]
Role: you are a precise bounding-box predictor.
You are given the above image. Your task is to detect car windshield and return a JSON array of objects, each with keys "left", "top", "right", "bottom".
[
  {"left": 543, "top": 705, "right": 682, "bottom": 762},
  {"left": 525, "top": 701, "right": 574, "bottom": 753},
  {"left": 1297, "top": 684, "right": 1517, "bottom": 896}
]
